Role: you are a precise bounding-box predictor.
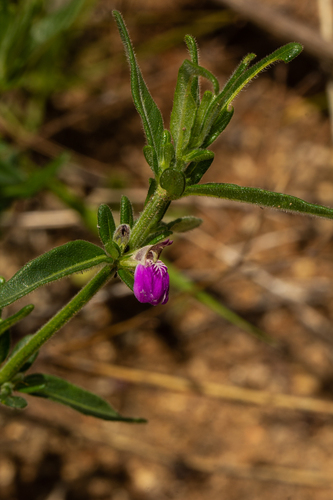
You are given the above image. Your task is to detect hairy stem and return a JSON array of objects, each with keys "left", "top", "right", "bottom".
[
  {"left": 129, "top": 185, "right": 171, "bottom": 249},
  {"left": 0, "top": 265, "right": 115, "bottom": 385}
]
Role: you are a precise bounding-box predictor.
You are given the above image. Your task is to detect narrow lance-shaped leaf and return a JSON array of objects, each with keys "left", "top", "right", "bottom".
[
  {"left": 221, "top": 43, "right": 303, "bottom": 111},
  {"left": 167, "top": 216, "right": 203, "bottom": 233},
  {"left": 0, "top": 304, "right": 34, "bottom": 337},
  {"left": 218, "top": 52, "right": 256, "bottom": 103},
  {"left": 113, "top": 11, "right": 164, "bottom": 165},
  {"left": 170, "top": 59, "right": 219, "bottom": 158},
  {"left": 118, "top": 269, "right": 134, "bottom": 291},
  {"left": 191, "top": 53, "right": 255, "bottom": 148},
  {"left": 0, "top": 240, "right": 110, "bottom": 309},
  {"left": 184, "top": 35, "right": 200, "bottom": 106},
  {"left": 189, "top": 90, "right": 214, "bottom": 148},
  {"left": 16, "top": 373, "right": 145, "bottom": 422},
  {"left": 198, "top": 43, "right": 302, "bottom": 146},
  {"left": 170, "top": 66, "right": 196, "bottom": 160},
  {"left": 98, "top": 204, "right": 116, "bottom": 245},
  {"left": 143, "top": 145, "right": 158, "bottom": 176},
  {"left": 202, "top": 108, "right": 234, "bottom": 148},
  {"left": 185, "top": 155, "right": 214, "bottom": 186},
  {"left": 120, "top": 195, "right": 134, "bottom": 227},
  {"left": 184, "top": 182, "right": 333, "bottom": 220},
  {"left": 182, "top": 149, "right": 214, "bottom": 164},
  {"left": 141, "top": 229, "right": 173, "bottom": 247},
  {"left": 160, "top": 130, "right": 175, "bottom": 171}
]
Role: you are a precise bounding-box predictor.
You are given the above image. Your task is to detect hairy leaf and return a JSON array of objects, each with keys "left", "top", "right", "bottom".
[
  {"left": 198, "top": 43, "right": 302, "bottom": 146},
  {"left": 185, "top": 156, "right": 214, "bottom": 186},
  {"left": 167, "top": 216, "right": 203, "bottom": 232},
  {"left": 0, "top": 241, "right": 110, "bottom": 308},
  {"left": 170, "top": 60, "right": 219, "bottom": 158},
  {"left": 184, "top": 182, "right": 333, "bottom": 219},
  {"left": 17, "top": 373, "right": 145, "bottom": 422},
  {"left": 184, "top": 35, "right": 200, "bottom": 106},
  {"left": 113, "top": 11, "right": 164, "bottom": 166},
  {"left": 118, "top": 269, "right": 134, "bottom": 291},
  {"left": 120, "top": 195, "right": 134, "bottom": 227}
]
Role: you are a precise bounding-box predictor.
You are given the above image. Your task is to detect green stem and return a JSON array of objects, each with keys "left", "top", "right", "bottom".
[
  {"left": 129, "top": 185, "right": 171, "bottom": 249},
  {"left": 0, "top": 265, "right": 115, "bottom": 385}
]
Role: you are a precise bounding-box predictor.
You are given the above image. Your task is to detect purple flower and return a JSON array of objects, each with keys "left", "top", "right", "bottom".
[{"left": 134, "top": 260, "right": 170, "bottom": 305}]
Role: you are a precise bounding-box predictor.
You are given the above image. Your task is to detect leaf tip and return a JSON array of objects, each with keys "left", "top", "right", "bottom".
[{"left": 281, "top": 42, "right": 303, "bottom": 63}]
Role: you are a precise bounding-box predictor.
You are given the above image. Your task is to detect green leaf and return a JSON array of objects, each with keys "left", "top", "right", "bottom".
[
  {"left": 160, "top": 130, "right": 175, "bottom": 171},
  {"left": 120, "top": 195, "right": 134, "bottom": 227},
  {"left": 170, "top": 59, "right": 219, "bottom": 159},
  {"left": 0, "top": 241, "right": 110, "bottom": 308},
  {"left": 188, "top": 90, "right": 214, "bottom": 148},
  {"left": 161, "top": 143, "right": 175, "bottom": 171},
  {"left": 167, "top": 216, "right": 203, "bottom": 232},
  {"left": 8, "top": 334, "right": 39, "bottom": 373},
  {"left": 219, "top": 43, "right": 303, "bottom": 111},
  {"left": 118, "top": 269, "right": 134, "bottom": 291},
  {"left": 218, "top": 53, "right": 256, "bottom": 104},
  {"left": 97, "top": 204, "right": 119, "bottom": 259},
  {"left": 0, "top": 395, "right": 27, "bottom": 409},
  {"left": 113, "top": 11, "right": 164, "bottom": 165},
  {"left": 0, "top": 304, "right": 34, "bottom": 337},
  {"left": 171, "top": 77, "right": 196, "bottom": 160},
  {"left": 184, "top": 35, "right": 200, "bottom": 106},
  {"left": 182, "top": 149, "right": 214, "bottom": 164},
  {"left": 202, "top": 108, "right": 234, "bottom": 148},
  {"left": 143, "top": 145, "right": 158, "bottom": 176},
  {"left": 98, "top": 204, "right": 116, "bottom": 245},
  {"left": 0, "top": 330, "right": 10, "bottom": 365},
  {"left": 160, "top": 169, "right": 186, "bottom": 199},
  {"left": 141, "top": 229, "right": 173, "bottom": 247},
  {"left": 185, "top": 156, "right": 214, "bottom": 186},
  {"left": 167, "top": 262, "right": 275, "bottom": 345},
  {"left": 113, "top": 224, "right": 131, "bottom": 250},
  {"left": 184, "top": 182, "right": 333, "bottom": 220},
  {"left": 197, "top": 43, "right": 302, "bottom": 146},
  {"left": 17, "top": 373, "right": 145, "bottom": 422}
]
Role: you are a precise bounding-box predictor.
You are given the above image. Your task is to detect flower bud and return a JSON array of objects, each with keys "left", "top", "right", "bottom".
[{"left": 113, "top": 224, "right": 131, "bottom": 250}]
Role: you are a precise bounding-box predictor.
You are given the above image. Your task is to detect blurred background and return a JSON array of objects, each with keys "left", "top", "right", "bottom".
[{"left": 1, "top": 0, "right": 333, "bottom": 498}]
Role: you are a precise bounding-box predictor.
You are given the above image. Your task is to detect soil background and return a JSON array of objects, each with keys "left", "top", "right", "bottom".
[{"left": 1, "top": 0, "right": 333, "bottom": 499}]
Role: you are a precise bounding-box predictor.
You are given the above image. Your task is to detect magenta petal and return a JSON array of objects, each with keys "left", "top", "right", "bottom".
[{"left": 134, "top": 261, "right": 170, "bottom": 306}]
